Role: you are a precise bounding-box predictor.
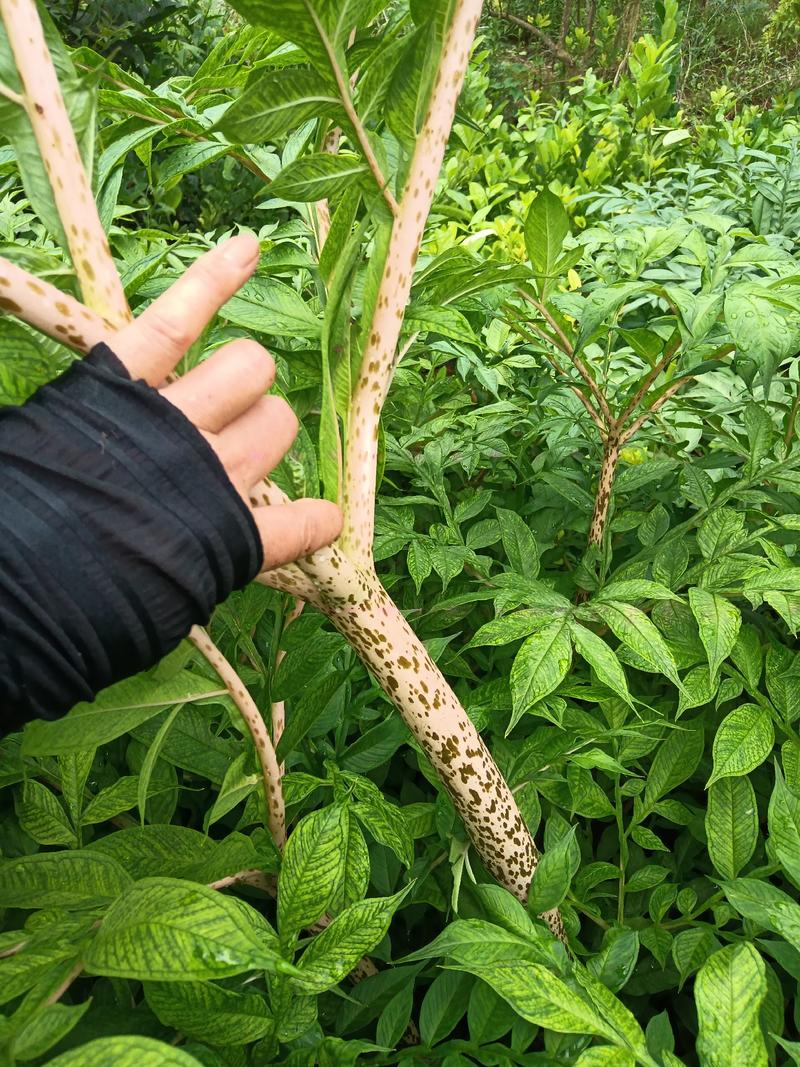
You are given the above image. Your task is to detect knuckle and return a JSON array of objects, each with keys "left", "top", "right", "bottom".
[{"left": 146, "top": 306, "right": 193, "bottom": 355}]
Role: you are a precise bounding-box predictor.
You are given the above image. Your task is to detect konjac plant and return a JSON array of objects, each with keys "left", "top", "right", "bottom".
[{"left": 3, "top": 2, "right": 800, "bottom": 1065}]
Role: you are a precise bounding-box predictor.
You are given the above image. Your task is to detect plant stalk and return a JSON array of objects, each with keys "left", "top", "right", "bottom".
[{"left": 0, "top": 0, "right": 130, "bottom": 326}]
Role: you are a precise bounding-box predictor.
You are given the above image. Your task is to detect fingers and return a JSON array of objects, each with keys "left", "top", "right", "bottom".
[
  {"left": 160, "top": 339, "right": 275, "bottom": 433},
  {"left": 213, "top": 395, "right": 299, "bottom": 494},
  {"left": 113, "top": 234, "right": 261, "bottom": 385},
  {"left": 253, "top": 499, "right": 343, "bottom": 569}
]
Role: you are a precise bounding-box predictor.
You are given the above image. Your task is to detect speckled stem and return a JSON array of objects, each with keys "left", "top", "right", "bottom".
[
  {"left": 271, "top": 598, "right": 304, "bottom": 773},
  {"left": 0, "top": 0, "right": 131, "bottom": 326},
  {"left": 189, "top": 626, "right": 286, "bottom": 849},
  {"left": 587, "top": 439, "right": 620, "bottom": 548},
  {"left": 298, "top": 547, "right": 562, "bottom": 936},
  {"left": 0, "top": 256, "right": 112, "bottom": 350},
  {"left": 342, "top": 0, "right": 484, "bottom": 564}
]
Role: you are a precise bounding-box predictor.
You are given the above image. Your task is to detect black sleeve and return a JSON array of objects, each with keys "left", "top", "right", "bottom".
[{"left": 0, "top": 342, "right": 263, "bottom": 731}]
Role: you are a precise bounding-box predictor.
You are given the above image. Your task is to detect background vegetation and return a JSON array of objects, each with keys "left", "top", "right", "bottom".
[{"left": 2, "top": 1, "right": 800, "bottom": 1065}]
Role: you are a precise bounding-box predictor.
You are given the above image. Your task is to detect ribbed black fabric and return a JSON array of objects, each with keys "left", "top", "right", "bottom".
[{"left": 0, "top": 343, "right": 262, "bottom": 730}]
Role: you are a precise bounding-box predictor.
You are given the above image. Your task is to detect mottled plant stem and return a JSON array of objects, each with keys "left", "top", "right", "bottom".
[
  {"left": 587, "top": 437, "right": 621, "bottom": 549},
  {"left": 0, "top": 256, "right": 111, "bottom": 350},
  {"left": 342, "top": 0, "right": 485, "bottom": 563},
  {"left": 189, "top": 627, "right": 285, "bottom": 849},
  {"left": 271, "top": 598, "right": 304, "bottom": 773},
  {"left": 0, "top": 0, "right": 130, "bottom": 326}
]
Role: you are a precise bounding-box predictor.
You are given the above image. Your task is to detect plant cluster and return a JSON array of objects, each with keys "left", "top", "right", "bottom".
[{"left": 1, "top": 2, "right": 800, "bottom": 1066}]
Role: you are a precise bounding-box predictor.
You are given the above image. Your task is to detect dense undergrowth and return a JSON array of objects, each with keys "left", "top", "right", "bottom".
[{"left": 2, "top": 2, "right": 800, "bottom": 1065}]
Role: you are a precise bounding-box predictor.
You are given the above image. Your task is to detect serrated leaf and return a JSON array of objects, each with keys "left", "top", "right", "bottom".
[
  {"left": 706, "top": 775, "right": 758, "bottom": 878},
  {"left": 688, "top": 588, "right": 741, "bottom": 679},
  {"left": 695, "top": 943, "right": 768, "bottom": 1067},
  {"left": 708, "top": 704, "right": 774, "bottom": 786}
]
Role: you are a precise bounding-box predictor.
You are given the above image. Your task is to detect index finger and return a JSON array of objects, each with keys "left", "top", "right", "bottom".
[{"left": 112, "top": 234, "right": 261, "bottom": 385}]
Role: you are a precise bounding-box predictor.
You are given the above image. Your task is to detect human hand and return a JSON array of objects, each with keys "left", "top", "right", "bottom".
[{"left": 110, "top": 233, "right": 342, "bottom": 570}]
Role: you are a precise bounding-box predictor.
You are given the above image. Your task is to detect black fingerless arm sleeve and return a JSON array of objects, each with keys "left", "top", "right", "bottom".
[{"left": 0, "top": 343, "right": 263, "bottom": 731}]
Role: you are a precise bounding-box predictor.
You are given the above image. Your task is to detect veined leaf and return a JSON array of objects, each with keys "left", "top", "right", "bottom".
[
  {"left": 688, "top": 588, "right": 741, "bottom": 679},
  {"left": 708, "top": 704, "right": 774, "bottom": 786},
  {"left": 144, "top": 980, "right": 273, "bottom": 1045},
  {"left": 510, "top": 618, "right": 572, "bottom": 715},
  {"left": 0, "top": 850, "right": 131, "bottom": 909},
  {"left": 695, "top": 943, "right": 768, "bottom": 1067},
  {"left": 46, "top": 1036, "right": 205, "bottom": 1066},
  {"left": 448, "top": 958, "right": 617, "bottom": 1041},
  {"left": 270, "top": 153, "right": 369, "bottom": 202},
  {"left": 591, "top": 601, "right": 682, "bottom": 688},
  {"left": 278, "top": 804, "right": 349, "bottom": 940},
  {"left": 217, "top": 68, "right": 342, "bottom": 143},
  {"left": 569, "top": 622, "right": 633, "bottom": 706},
  {"left": 524, "top": 188, "right": 568, "bottom": 301},
  {"left": 720, "top": 877, "right": 800, "bottom": 950},
  {"left": 296, "top": 888, "right": 408, "bottom": 993},
  {"left": 22, "top": 672, "right": 225, "bottom": 756},
  {"left": 706, "top": 775, "right": 758, "bottom": 878},
  {"left": 467, "top": 610, "right": 552, "bottom": 649},
  {"left": 222, "top": 275, "right": 321, "bottom": 337},
  {"left": 768, "top": 765, "right": 800, "bottom": 885},
  {"left": 84, "top": 877, "right": 290, "bottom": 980}
]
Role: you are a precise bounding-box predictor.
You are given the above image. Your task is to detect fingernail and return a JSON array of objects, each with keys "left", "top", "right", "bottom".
[{"left": 221, "top": 234, "right": 260, "bottom": 268}]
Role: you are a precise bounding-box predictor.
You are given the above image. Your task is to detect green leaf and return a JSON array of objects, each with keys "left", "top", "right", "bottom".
[
  {"left": 270, "top": 153, "right": 369, "bottom": 202},
  {"left": 595, "top": 580, "right": 679, "bottom": 603},
  {"left": 11, "top": 1000, "right": 91, "bottom": 1062},
  {"left": 688, "top": 588, "right": 741, "bottom": 680},
  {"left": 496, "top": 508, "right": 540, "bottom": 579},
  {"left": 524, "top": 188, "right": 568, "bottom": 301},
  {"left": 574, "top": 282, "right": 650, "bottom": 353},
  {"left": 221, "top": 276, "right": 321, "bottom": 338},
  {"left": 720, "top": 877, "right": 800, "bottom": 949},
  {"left": 695, "top": 943, "right": 768, "bottom": 1067},
  {"left": 278, "top": 672, "right": 347, "bottom": 762},
  {"left": 203, "top": 752, "right": 260, "bottom": 831},
  {"left": 0, "top": 850, "right": 131, "bottom": 908},
  {"left": 46, "top": 1036, "right": 205, "bottom": 1066},
  {"left": 448, "top": 959, "right": 617, "bottom": 1040},
  {"left": 217, "top": 68, "right": 342, "bottom": 143},
  {"left": 641, "top": 721, "right": 704, "bottom": 816},
  {"left": 672, "top": 928, "right": 721, "bottom": 987},
  {"left": 419, "top": 970, "right": 472, "bottom": 1047},
  {"left": 510, "top": 618, "right": 572, "bottom": 715},
  {"left": 296, "top": 888, "right": 408, "bottom": 994},
  {"left": 144, "top": 980, "right": 273, "bottom": 1045},
  {"left": 138, "top": 704, "right": 182, "bottom": 826},
  {"left": 587, "top": 928, "right": 639, "bottom": 994},
  {"left": 569, "top": 622, "right": 633, "bottom": 706},
  {"left": 83, "top": 877, "right": 290, "bottom": 980},
  {"left": 527, "top": 825, "right": 581, "bottom": 913},
  {"left": 768, "top": 764, "right": 800, "bottom": 885},
  {"left": 724, "top": 281, "right": 800, "bottom": 389},
  {"left": 467, "top": 609, "right": 552, "bottom": 649},
  {"left": 706, "top": 775, "right": 758, "bottom": 878},
  {"left": 591, "top": 601, "right": 682, "bottom": 689},
  {"left": 352, "top": 795, "right": 413, "bottom": 868},
  {"left": 278, "top": 804, "right": 349, "bottom": 940},
  {"left": 403, "top": 917, "right": 561, "bottom": 970},
  {"left": 708, "top": 704, "right": 774, "bottom": 786},
  {"left": 16, "top": 780, "right": 76, "bottom": 847},
  {"left": 22, "top": 672, "right": 224, "bottom": 756},
  {"left": 82, "top": 776, "right": 140, "bottom": 825},
  {"left": 574, "top": 1049, "right": 636, "bottom": 1067}
]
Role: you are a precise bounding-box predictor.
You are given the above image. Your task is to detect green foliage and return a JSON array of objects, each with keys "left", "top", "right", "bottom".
[{"left": 3, "top": 1, "right": 800, "bottom": 1064}]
